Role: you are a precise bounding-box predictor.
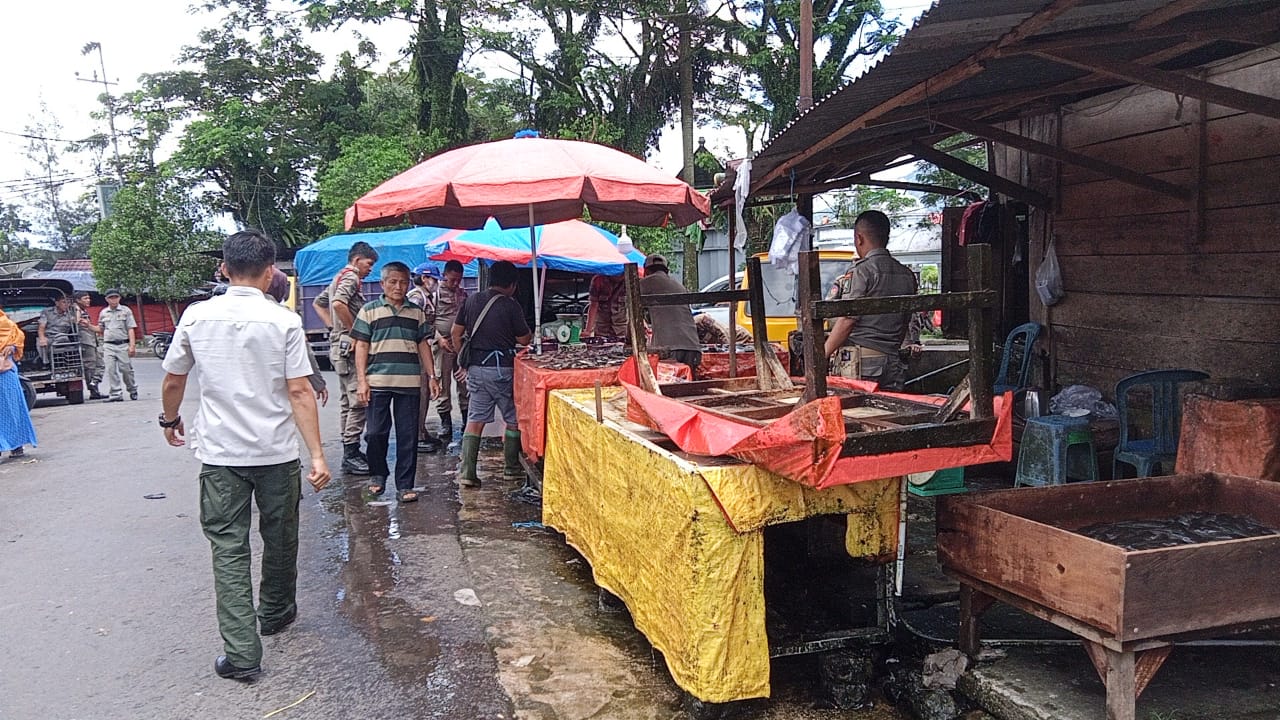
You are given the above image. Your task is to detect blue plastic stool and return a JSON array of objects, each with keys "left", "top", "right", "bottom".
[{"left": 1015, "top": 415, "right": 1100, "bottom": 488}]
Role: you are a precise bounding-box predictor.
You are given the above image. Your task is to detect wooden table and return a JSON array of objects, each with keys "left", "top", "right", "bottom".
[
  {"left": 939, "top": 474, "right": 1280, "bottom": 720},
  {"left": 542, "top": 386, "right": 902, "bottom": 703},
  {"left": 512, "top": 351, "right": 689, "bottom": 462}
]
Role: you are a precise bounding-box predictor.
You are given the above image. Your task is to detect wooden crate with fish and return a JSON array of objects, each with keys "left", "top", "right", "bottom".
[{"left": 938, "top": 473, "right": 1280, "bottom": 720}]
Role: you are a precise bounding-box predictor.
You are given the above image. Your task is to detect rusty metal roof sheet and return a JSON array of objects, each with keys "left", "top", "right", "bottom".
[{"left": 714, "top": 0, "right": 1280, "bottom": 203}]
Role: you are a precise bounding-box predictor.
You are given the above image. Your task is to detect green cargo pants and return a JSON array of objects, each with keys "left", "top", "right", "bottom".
[{"left": 199, "top": 460, "right": 301, "bottom": 668}]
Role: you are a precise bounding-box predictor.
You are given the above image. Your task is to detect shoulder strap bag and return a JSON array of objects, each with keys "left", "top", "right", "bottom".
[{"left": 457, "top": 294, "right": 502, "bottom": 368}]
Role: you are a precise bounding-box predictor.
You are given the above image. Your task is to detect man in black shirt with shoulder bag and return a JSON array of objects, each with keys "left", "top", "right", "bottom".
[{"left": 451, "top": 261, "right": 532, "bottom": 487}]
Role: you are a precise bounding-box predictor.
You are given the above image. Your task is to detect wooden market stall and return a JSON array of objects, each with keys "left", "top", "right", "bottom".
[
  {"left": 704, "top": 1, "right": 1280, "bottom": 718},
  {"left": 710, "top": 0, "right": 1280, "bottom": 402}
]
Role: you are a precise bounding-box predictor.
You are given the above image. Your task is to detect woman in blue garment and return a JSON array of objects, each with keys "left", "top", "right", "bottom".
[{"left": 0, "top": 300, "right": 38, "bottom": 459}]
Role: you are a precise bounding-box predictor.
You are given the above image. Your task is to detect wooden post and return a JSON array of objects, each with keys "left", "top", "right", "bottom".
[
  {"left": 623, "top": 263, "right": 660, "bottom": 394},
  {"left": 798, "top": 250, "right": 826, "bottom": 402},
  {"left": 746, "top": 257, "right": 791, "bottom": 391},
  {"left": 966, "top": 244, "right": 994, "bottom": 419},
  {"left": 727, "top": 212, "right": 737, "bottom": 379},
  {"left": 1102, "top": 647, "right": 1137, "bottom": 720},
  {"left": 958, "top": 584, "right": 994, "bottom": 657}
]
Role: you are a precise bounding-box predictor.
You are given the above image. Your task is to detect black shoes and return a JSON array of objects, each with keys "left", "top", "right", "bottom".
[
  {"left": 341, "top": 443, "right": 370, "bottom": 475},
  {"left": 214, "top": 655, "right": 261, "bottom": 680},
  {"left": 260, "top": 609, "right": 297, "bottom": 636},
  {"left": 417, "top": 436, "right": 442, "bottom": 453},
  {"left": 129, "top": 390, "right": 138, "bottom": 400},
  {"left": 437, "top": 416, "right": 453, "bottom": 440}
]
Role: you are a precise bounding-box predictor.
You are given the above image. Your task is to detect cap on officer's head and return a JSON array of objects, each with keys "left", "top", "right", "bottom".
[
  {"left": 643, "top": 254, "right": 667, "bottom": 271},
  {"left": 105, "top": 289, "right": 122, "bottom": 298},
  {"left": 419, "top": 266, "right": 441, "bottom": 280}
]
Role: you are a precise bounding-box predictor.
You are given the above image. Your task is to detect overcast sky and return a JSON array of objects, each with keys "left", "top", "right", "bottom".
[{"left": 0, "top": 1, "right": 929, "bottom": 227}]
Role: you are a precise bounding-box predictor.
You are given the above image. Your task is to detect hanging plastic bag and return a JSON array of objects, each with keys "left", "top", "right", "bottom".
[
  {"left": 1035, "top": 235, "right": 1065, "bottom": 306},
  {"left": 768, "top": 209, "right": 811, "bottom": 275}
]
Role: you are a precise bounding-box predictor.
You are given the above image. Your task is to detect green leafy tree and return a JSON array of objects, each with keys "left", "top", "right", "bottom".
[
  {"left": 316, "top": 134, "right": 420, "bottom": 234},
  {"left": 90, "top": 179, "right": 220, "bottom": 321},
  {"left": 147, "top": 7, "right": 347, "bottom": 245},
  {"left": 297, "top": 0, "right": 473, "bottom": 144},
  {"left": 828, "top": 186, "right": 916, "bottom": 227},
  {"left": 458, "top": 71, "right": 529, "bottom": 141},
  {"left": 475, "top": 0, "right": 718, "bottom": 155},
  {"left": 0, "top": 204, "right": 39, "bottom": 264},
  {"left": 21, "top": 108, "right": 99, "bottom": 257},
  {"left": 914, "top": 135, "right": 988, "bottom": 210},
  {"left": 723, "top": 0, "right": 901, "bottom": 137}
]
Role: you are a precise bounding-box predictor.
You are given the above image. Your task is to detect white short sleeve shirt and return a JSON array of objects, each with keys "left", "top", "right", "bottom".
[{"left": 162, "top": 286, "right": 314, "bottom": 466}]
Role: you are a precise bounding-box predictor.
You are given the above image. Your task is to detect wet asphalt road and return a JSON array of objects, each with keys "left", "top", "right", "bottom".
[{"left": 1, "top": 357, "right": 908, "bottom": 720}]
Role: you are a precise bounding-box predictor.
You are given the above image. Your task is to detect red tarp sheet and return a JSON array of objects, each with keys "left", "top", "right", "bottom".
[
  {"left": 619, "top": 361, "right": 1013, "bottom": 489},
  {"left": 515, "top": 352, "right": 691, "bottom": 462},
  {"left": 697, "top": 345, "right": 790, "bottom": 380},
  {"left": 1177, "top": 395, "right": 1280, "bottom": 481}
]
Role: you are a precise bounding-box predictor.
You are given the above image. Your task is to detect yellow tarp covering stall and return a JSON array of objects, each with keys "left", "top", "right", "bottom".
[{"left": 542, "top": 387, "right": 901, "bottom": 703}]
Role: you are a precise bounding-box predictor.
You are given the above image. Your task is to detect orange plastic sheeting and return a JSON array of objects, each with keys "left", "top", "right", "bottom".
[
  {"left": 621, "top": 371, "right": 1013, "bottom": 489},
  {"left": 514, "top": 352, "right": 690, "bottom": 461},
  {"left": 697, "top": 345, "right": 790, "bottom": 380},
  {"left": 541, "top": 387, "right": 900, "bottom": 702},
  {"left": 1177, "top": 395, "right": 1280, "bottom": 481}
]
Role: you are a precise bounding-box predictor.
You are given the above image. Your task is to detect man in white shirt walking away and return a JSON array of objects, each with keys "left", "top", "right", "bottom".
[{"left": 159, "top": 229, "right": 331, "bottom": 680}]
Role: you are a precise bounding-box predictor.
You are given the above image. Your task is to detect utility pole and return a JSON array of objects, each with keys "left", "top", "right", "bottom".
[
  {"left": 76, "top": 42, "right": 123, "bottom": 185},
  {"left": 679, "top": 0, "right": 699, "bottom": 291},
  {"left": 799, "top": 0, "right": 814, "bottom": 113}
]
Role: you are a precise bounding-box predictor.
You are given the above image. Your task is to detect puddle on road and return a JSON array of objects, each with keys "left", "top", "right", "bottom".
[
  {"left": 313, "top": 442, "right": 471, "bottom": 685},
  {"left": 317, "top": 439, "right": 914, "bottom": 719},
  {"left": 314, "top": 442, "right": 514, "bottom": 718}
]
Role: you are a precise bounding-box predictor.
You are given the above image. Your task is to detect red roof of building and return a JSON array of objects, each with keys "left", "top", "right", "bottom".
[{"left": 52, "top": 259, "right": 93, "bottom": 271}]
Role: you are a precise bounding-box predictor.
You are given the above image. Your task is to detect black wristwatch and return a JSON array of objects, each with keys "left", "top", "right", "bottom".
[{"left": 158, "top": 413, "right": 182, "bottom": 429}]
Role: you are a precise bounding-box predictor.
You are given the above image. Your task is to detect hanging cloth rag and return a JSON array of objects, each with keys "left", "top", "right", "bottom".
[{"left": 732, "top": 158, "right": 752, "bottom": 251}]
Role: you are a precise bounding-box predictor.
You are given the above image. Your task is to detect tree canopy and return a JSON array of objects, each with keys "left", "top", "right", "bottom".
[
  {"left": 13, "top": 0, "right": 937, "bottom": 269},
  {"left": 89, "top": 178, "right": 220, "bottom": 311}
]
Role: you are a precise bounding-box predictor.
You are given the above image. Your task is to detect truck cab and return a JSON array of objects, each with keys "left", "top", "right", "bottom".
[{"left": 0, "top": 278, "right": 86, "bottom": 406}]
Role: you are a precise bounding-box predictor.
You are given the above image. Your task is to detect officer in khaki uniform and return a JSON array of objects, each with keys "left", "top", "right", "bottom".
[
  {"left": 73, "top": 291, "right": 105, "bottom": 399},
  {"left": 406, "top": 267, "right": 442, "bottom": 453},
  {"left": 313, "top": 241, "right": 377, "bottom": 474},
  {"left": 822, "top": 210, "right": 918, "bottom": 392},
  {"left": 431, "top": 260, "right": 469, "bottom": 440},
  {"left": 98, "top": 289, "right": 139, "bottom": 401}
]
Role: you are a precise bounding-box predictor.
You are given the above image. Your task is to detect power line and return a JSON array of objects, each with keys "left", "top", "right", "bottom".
[
  {"left": 0, "top": 128, "right": 93, "bottom": 144},
  {"left": 0, "top": 173, "right": 83, "bottom": 189}
]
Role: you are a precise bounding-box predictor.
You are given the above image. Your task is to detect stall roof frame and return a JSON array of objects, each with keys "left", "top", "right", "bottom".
[{"left": 710, "top": 0, "right": 1280, "bottom": 206}]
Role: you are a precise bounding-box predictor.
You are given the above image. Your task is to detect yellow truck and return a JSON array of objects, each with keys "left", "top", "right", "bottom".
[{"left": 694, "top": 250, "right": 857, "bottom": 343}]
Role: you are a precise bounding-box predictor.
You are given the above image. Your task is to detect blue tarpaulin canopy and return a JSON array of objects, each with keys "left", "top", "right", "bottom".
[{"left": 294, "top": 227, "right": 478, "bottom": 286}]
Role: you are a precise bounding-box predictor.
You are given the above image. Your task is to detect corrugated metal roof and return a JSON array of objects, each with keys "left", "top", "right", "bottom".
[{"left": 713, "top": 0, "right": 1280, "bottom": 203}]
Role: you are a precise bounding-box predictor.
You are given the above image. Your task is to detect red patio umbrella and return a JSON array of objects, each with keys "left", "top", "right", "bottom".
[
  {"left": 343, "top": 136, "right": 710, "bottom": 231},
  {"left": 344, "top": 134, "right": 710, "bottom": 346}
]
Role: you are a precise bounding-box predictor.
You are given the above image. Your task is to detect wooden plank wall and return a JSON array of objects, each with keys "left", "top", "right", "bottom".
[{"left": 996, "top": 47, "right": 1280, "bottom": 398}]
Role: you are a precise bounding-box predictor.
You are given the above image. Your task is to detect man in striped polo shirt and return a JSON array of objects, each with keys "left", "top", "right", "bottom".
[{"left": 351, "top": 262, "right": 441, "bottom": 503}]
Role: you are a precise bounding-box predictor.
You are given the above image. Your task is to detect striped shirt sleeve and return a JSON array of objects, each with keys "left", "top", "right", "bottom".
[{"left": 350, "top": 303, "right": 374, "bottom": 342}]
